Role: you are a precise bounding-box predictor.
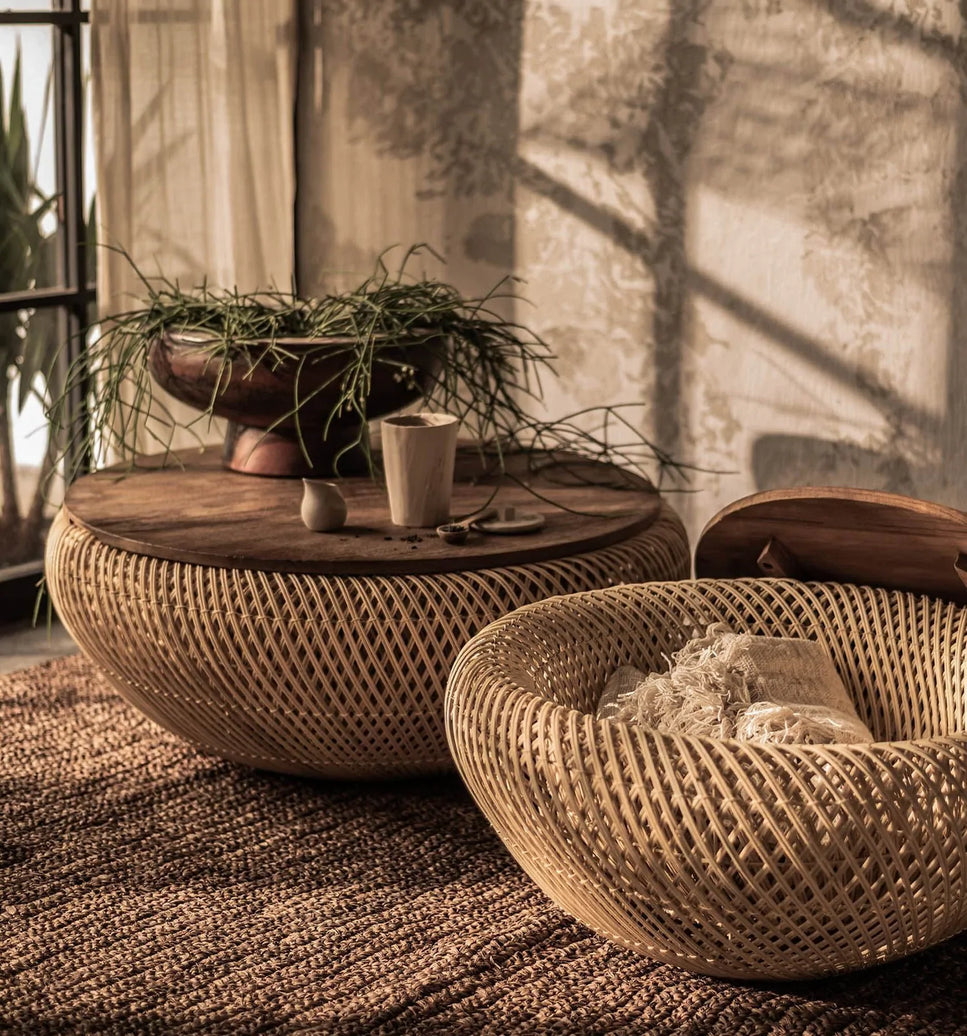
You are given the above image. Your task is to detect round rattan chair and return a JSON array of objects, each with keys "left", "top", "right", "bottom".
[{"left": 445, "top": 578, "right": 967, "bottom": 980}]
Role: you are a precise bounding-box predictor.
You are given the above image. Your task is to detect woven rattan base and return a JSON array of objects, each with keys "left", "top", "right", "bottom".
[
  {"left": 446, "top": 578, "right": 967, "bottom": 980},
  {"left": 45, "top": 504, "right": 689, "bottom": 779}
]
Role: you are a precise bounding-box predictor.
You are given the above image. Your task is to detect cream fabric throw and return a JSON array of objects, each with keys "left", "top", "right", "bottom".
[{"left": 598, "top": 624, "right": 874, "bottom": 745}]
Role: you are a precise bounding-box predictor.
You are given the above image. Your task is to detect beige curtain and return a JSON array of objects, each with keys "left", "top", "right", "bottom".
[{"left": 91, "top": 0, "right": 297, "bottom": 454}]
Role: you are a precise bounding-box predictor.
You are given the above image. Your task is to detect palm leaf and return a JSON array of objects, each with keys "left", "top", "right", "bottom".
[
  {"left": 18, "top": 229, "right": 61, "bottom": 411},
  {"left": 7, "top": 50, "right": 28, "bottom": 200},
  {"left": 0, "top": 51, "right": 61, "bottom": 393},
  {"left": 0, "top": 65, "right": 7, "bottom": 163}
]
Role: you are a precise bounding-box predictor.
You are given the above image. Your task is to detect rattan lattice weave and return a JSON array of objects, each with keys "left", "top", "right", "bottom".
[
  {"left": 445, "top": 578, "right": 967, "bottom": 980},
  {"left": 45, "top": 504, "right": 688, "bottom": 779}
]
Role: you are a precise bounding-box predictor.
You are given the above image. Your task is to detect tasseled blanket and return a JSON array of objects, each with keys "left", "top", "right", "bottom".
[{"left": 597, "top": 624, "right": 873, "bottom": 745}]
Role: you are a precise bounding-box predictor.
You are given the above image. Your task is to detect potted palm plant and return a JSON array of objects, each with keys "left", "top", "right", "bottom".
[{"left": 0, "top": 52, "right": 80, "bottom": 568}]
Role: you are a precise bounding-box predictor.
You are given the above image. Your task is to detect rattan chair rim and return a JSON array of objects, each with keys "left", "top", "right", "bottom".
[{"left": 451, "top": 576, "right": 967, "bottom": 754}]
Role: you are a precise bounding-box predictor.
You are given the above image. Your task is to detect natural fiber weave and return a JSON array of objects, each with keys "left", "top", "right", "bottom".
[
  {"left": 446, "top": 578, "right": 967, "bottom": 981},
  {"left": 6, "top": 653, "right": 967, "bottom": 1034},
  {"left": 44, "top": 503, "right": 688, "bottom": 779}
]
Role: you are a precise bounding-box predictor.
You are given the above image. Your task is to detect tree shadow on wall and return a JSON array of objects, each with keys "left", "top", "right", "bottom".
[
  {"left": 296, "top": 0, "right": 967, "bottom": 504},
  {"left": 512, "top": 0, "right": 965, "bottom": 502},
  {"left": 752, "top": 433, "right": 916, "bottom": 498},
  {"left": 297, "top": 0, "right": 782, "bottom": 474},
  {"left": 296, "top": 0, "right": 524, "bottom": 279},
  {"left": 512, "top": 0, "right": 719, "bottom": 460},
  {"left": 295, "top": 0, "right": 709, "bottom": 453},
  {"left": 774, "top": 0, "right": 967, "bottom": 505}
]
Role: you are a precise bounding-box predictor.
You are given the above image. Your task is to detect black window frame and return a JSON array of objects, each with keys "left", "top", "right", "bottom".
[{"left": 0, "top": 1, "right": 93, "bottom": 623}]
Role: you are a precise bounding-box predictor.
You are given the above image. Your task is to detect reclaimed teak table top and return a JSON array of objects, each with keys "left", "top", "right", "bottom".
[{"left": 63, "top": 447, "right": 661, "bottom": 576}]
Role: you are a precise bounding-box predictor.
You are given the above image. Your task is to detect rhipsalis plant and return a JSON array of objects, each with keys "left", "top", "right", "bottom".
[{"left": 48, "top": 243, "right": 698, "bottom": 492}]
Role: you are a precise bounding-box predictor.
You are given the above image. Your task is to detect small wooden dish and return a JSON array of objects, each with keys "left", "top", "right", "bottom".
[{"left": 436, "top": 523, "right": 471, "bottom": 545}]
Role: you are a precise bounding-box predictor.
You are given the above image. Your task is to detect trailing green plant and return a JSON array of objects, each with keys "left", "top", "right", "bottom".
[{"left": 49, "top": 243, "right": 696, "bottom": 491}]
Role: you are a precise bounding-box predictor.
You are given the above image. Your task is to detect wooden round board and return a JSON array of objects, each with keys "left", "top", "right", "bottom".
[
  {"left": 695, "top": 486, "right": 967, "bottom": 604},
  {"left": 63, "top": 448, "right": 661, "bottom": 576}
]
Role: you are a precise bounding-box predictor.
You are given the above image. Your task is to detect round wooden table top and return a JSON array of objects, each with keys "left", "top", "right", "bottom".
[{"left": 63, "top": 448, "right": 662, "bottom": 575}]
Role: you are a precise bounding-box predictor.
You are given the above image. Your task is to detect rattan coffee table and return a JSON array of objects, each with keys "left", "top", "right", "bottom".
[{"left": 45, "top": 447, "right": 689, "bottom": 778}]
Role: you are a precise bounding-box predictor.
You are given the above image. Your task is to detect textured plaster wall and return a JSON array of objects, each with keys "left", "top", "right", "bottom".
[{"left": 296, "top": 0, "right": 967, "bottom": 549}]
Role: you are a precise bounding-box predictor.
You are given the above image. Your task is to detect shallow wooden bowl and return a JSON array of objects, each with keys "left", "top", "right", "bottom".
[{"left": 148, "top": 330, "right": 441, "bottom": 476}]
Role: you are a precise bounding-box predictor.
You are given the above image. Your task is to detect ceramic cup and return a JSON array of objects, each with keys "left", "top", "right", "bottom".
[{"left": 381, "top": 413, "right": 459, "bottom": 527}]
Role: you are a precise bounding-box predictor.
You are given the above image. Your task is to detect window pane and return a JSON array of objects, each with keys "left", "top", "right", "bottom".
[
  {"left": 1, "top": 19, "right": 94, "bottom": 579},
  {"left": 0, "top": 4, "right": 55, "bottom": 12},
  {"left": 0, "top": 24, "right": 63, "bottom": 292}
]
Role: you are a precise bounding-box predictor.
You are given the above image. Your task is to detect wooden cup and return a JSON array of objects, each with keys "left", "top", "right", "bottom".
[{"left": 381, "top": 413, "right": 459, "bottom": 527}]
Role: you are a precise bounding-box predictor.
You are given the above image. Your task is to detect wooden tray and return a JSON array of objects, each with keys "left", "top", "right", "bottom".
[{"left": 694, "top": 486, "right": 967, "bottom": 604}]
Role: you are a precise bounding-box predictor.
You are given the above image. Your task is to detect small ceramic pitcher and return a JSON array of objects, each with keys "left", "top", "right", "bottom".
[{"left": 300, "top": 479, "right": 347, "bottom": 532}]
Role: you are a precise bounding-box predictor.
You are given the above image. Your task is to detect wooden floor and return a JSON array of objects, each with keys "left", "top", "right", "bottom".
[{"left": 0, "top": 619, "right": 78, "bottom": 675}]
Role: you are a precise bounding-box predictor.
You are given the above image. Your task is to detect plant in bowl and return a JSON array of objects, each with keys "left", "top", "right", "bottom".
[
  {"left": 51, "top": 245, "right": 560, "bottom": 478},
  {"left": 49, "top": 244, "right": 695, "bottom": 491}
]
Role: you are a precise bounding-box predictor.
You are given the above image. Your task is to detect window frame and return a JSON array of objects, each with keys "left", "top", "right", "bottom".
[{"left": 0, "top": 0, "right": 93, "bottom": 621}]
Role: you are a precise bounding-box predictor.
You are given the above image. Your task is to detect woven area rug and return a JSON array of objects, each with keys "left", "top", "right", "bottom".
[{"left": 4, "top": 655, "right": 967, "bottom": 1035}]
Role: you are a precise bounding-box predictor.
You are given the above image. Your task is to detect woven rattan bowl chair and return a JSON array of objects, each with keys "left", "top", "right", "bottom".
[{"left": 445, "top": 577, "right": 967, "bottom": 980}]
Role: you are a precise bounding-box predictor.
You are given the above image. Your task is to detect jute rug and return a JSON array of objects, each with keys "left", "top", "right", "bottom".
[{"left": 4, "top": 655, "right": 967, "bottom": 1036}]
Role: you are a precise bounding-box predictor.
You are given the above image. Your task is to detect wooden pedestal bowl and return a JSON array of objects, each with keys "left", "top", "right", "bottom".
[{"left": 148, "top": 330, "right": 442, "bottom": 477}]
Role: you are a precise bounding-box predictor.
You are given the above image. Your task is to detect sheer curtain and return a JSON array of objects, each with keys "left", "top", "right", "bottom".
[{"left": 91, "top": 0, "right": 297, "bottom": 454}]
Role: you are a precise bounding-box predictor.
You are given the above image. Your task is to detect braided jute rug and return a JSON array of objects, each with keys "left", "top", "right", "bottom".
[{"left": 4, "top": 656, "right": 967, "bottom": 1035}]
